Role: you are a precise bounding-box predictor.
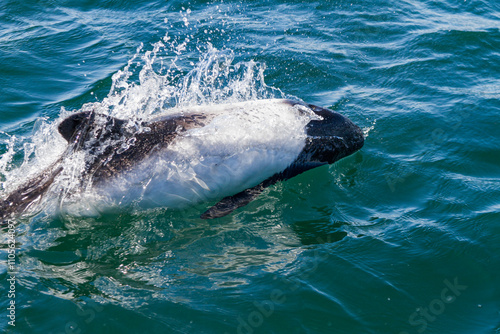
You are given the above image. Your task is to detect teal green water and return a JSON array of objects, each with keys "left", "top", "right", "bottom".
[{"left": 1, "top": 0, "right": 500, "bottom": 333}]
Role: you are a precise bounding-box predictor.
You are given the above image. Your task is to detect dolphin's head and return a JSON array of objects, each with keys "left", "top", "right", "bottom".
[{"left": 294, "top": 101, "right": 364, "bottom": 165}]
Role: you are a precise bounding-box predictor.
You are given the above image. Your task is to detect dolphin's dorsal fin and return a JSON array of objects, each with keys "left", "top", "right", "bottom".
[
  {"left": 58, "top": 111, "right": 94, "bottom": 142},
  {"left": 58, "top": 111, "right": 129, "bottom": 148}
]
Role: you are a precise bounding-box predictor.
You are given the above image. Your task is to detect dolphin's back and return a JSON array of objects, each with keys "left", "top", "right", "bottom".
[{"left": 0, "top": 163, "right": 62, "bottom": 223}]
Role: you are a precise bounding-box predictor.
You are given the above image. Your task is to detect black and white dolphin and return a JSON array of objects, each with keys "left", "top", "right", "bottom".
[{"left": 0, "top": 99, "right": 364, "bottom": 221}]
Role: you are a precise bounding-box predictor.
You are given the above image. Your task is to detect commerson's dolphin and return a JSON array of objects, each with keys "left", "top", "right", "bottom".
[{"left": 0, "top": 99, "right": 364, "bottom": 221}]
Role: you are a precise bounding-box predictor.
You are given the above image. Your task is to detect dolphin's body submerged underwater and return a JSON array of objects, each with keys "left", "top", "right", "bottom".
[{"left": 0, "top": 99, "right": 364, "bottom": 221}]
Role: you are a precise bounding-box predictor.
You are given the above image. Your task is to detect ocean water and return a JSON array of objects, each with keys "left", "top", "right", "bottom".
[{"left": 1, "top": 0, "right": 499, "bottom": 333}]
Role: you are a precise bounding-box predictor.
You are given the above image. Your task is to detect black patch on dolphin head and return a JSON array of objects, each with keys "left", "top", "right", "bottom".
[{"left": 300, "top": 103, "right": 364, "bottom": 164}]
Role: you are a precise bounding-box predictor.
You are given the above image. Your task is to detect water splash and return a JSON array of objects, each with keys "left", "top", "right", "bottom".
[{"left": 102, "top": 41, "right": 284, "bottom": 120}]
